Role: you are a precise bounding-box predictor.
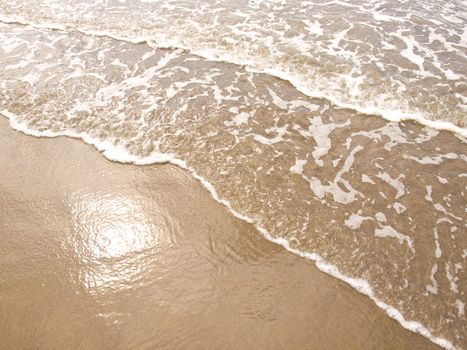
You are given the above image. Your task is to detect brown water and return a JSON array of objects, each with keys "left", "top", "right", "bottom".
[
  {"left": 0, "top": 118, "right": 440, "bottom": 350},
  {"left": 0, "top": 0, "right": 466, "bottom": 348}
]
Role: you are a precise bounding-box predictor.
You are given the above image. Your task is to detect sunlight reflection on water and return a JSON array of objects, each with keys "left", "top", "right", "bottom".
[{"left": 69, "top": 192, "right": 163, "bottom": 293}]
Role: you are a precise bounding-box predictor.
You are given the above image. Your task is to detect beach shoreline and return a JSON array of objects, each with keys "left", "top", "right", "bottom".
[{"left": 0, "top": 118, "right": 441, "bottom": 349}]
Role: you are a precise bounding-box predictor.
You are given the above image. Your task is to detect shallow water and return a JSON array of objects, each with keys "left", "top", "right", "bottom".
[
  {"left": 1, "top": 0, "right": 466, "bottom": 129},
  {"left": 0, "top": 0, "right": 466, "bottom": 348}
]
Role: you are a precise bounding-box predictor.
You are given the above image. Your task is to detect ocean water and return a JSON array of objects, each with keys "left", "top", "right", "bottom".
[{"left": 0, "top": 0, "right": 466, "bottom": 348}]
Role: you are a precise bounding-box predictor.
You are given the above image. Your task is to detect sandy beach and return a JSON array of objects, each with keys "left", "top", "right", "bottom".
[
  {"left": 1, "top": 0, "right": 466, "bottom": 347},
  {"left": 0, "top": 118, "right": 441, "bottom": 349}
]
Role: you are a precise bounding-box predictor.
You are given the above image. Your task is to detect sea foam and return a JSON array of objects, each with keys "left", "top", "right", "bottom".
[{"left": 0, "top": 13, "right": 465, "bottom": 138}]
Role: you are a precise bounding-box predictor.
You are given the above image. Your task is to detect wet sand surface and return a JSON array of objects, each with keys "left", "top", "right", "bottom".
[{"left": 0, "top": 118, "right": 441, "bottom": 349}]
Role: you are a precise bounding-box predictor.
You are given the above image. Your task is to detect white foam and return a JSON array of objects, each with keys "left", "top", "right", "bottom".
[
  {"left": 426, "top": 263, "right": 439, "bottom": 295},
  {"left": 375, "top": 225, "right": 414, "bottom": 252},
  {"left": 426, "top": 186, "right": 433, "bottom": 202},
  {"left": 302, "top": 19, "right": 323, "bottom": 36},
  {"left": 400, "top": 35, "right": 426, "bottom": 72},
  {"left": 290, "top": 159, "right": 307, "bottom": 174},
  {"left": 361, "top": 174, "right": 376, "bottom": 184},
  {"left": 345, "top": 213, "right": 372, "bottom": 229},
  {"left": 435, "top": 240, "right": 442, "bottom": 259},
  {"left": 1, "top": 110, "right": 456, "bottom": 350},
  {"left": 267, "top": 87, "right": 289, "bottom": 109},
  {"left": 309, "top": 145, "right": 363, "bottom": 204},
  {"left": 253, "top": 125, "right": 288, "bottom": 145},
  {"left": 0, "top": 14, "right": 466, "bottom": 138},
  {"left": 433, "top": 227, "right": 442, "bottom": 258},
  {"left": 393, "top": 202, "right": 407, "bottom": 214},
  {"left": 445, "top": 264, "right": 459, "bottom": 294},
  {"left": 376, "top": 172, "right": 405, "bottom": 199},
  {"left": 302, "top": 116, "right": 350, "bottom": 167},
  {"left": 375, "top": 212, "right": 387, "bottom": 222},
  {"left": 438, "top": 176, "right": 448, "bottom": 184},
  {"left": 226, "top": 111, "right": 250, "bottom": 126},
  {"left": 455, "top": 300, "right": 465, "bottom": 317},
  {"left": 405, "top": 153, "right": 459, "bottom": 165}
]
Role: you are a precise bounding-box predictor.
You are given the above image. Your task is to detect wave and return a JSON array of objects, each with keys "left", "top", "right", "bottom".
[{"left": 0, "top": 12, "right": 466, "bottom": 138}]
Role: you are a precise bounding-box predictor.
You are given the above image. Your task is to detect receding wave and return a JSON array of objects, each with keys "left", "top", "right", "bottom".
[{"left": 0, "top": 0, "right": 466, "bottom": 135}]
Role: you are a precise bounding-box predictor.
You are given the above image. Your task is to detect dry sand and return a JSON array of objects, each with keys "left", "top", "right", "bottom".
[{"left": 0, "top": 118, "right": 439, "bottom": 350}]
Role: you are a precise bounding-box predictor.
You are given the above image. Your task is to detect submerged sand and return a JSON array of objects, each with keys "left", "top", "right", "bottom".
[{"left": 0, "top": 118, "right": 440, "bottom": 349}]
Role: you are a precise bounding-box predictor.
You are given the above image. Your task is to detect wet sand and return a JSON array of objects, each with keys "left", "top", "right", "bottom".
[{"left": 0, "top": 117, "right": 440, "bottom": 350}]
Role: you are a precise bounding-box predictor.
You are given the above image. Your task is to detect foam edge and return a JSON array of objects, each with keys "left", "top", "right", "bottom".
[{"left": 1, "top": 110, "right": 457, "bottom": 350}]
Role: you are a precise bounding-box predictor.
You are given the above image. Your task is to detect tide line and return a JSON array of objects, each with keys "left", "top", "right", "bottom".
[{"left": 0, "top": 109, "right": 457, "bottom": 350}]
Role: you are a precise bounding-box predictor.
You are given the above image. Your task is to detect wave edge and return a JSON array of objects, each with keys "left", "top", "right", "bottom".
[{"left": 1, "top": 109, "right": 458, "bottom": 350}]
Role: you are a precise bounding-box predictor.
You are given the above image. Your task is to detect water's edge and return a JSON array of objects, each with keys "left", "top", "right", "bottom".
[{"left": 1, "top": 110, "right": 456, "bottom": 350}]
